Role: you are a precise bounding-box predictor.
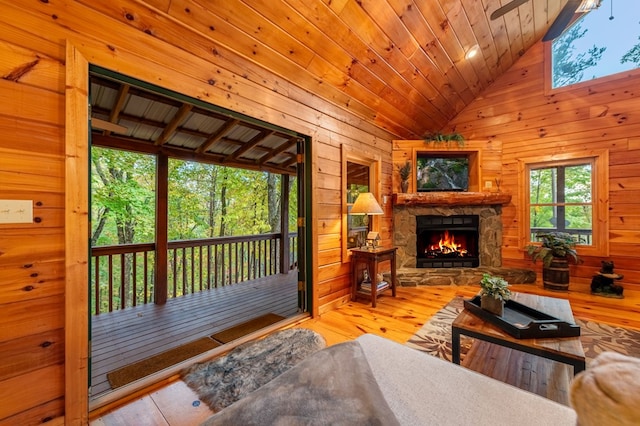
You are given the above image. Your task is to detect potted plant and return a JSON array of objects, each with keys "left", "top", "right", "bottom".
[
  {"left": 479, "top": 273, "right": 510, "bottom": 316},
  {"left": 398, "top": 161, "right": 411, "bottom": 193},
  {"left": 526, "top": 231, "right": 582, "bottom": 291},
  {"left": 423, "top": 132, "right": 465, "bottom": 147}
]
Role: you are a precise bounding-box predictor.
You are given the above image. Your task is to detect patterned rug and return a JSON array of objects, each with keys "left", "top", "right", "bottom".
[{"left": 407, "top": 297, "right": 640, "bottom": 366}]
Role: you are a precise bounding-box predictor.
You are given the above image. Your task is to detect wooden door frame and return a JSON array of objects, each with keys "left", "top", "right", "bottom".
[
  {"left": 65, "top": 41, "right": 315, "bottom": 422},
  {"left": 65, "top": 42, "right": 90, "bottom": 425}
]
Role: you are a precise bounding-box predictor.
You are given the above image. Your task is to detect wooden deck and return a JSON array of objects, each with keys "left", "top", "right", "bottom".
[{"left": 90, "top": 271, "right": 300, "bottom": 398}]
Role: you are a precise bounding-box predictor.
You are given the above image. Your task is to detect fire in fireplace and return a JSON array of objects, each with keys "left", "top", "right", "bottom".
[{"left": 416, "top": 215, "right": 479, "bottom": 268}]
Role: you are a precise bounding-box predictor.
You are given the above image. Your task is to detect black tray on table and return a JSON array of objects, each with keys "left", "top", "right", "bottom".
[{"left": 463, "top": 296, "right": 581, "bottom": 339}]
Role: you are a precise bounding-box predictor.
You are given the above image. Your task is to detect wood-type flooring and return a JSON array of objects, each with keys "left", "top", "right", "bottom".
[{"left": 90, "top": 282, "right": 640, "bottom": 425}]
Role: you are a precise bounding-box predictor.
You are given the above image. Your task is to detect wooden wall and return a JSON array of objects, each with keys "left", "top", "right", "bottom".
[
  {"left": 0, "top": 1, "right": 395, "bottom": 424},
  {"left": 444, "top": 41, "right": 640, "bottom": 291}
]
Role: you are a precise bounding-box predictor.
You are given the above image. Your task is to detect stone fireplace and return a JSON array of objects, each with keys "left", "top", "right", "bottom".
[
  {"left": 395, "top": 205, "right": 503, "bottom": 269},
  {"left": 393, "top": 192, "right": 511, "bottom": 262},
  {"left": 391, "top": 192, "right": 536, "bottom": 286}
]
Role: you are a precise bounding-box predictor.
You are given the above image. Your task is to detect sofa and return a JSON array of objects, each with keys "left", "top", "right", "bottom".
[{"left": 202, "top": 333, "right": 577, "bottom": 425}]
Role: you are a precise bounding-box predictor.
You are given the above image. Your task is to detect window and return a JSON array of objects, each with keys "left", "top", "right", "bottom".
[
  {"left": 550, "top": 0, "right": 640, "bottom": 90},
  {"left": 519, "top": 151, "right": 608, "bottom": 257},
  {"left": 529, "top": 162, "right": 593, "bottom": 245}
]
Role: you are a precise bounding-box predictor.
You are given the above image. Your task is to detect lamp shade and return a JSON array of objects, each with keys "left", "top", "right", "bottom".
[{"left": 350, "top": 192, "right": 384, "bottom": 215}]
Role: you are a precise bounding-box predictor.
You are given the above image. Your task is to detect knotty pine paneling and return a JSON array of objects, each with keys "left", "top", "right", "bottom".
[
  {"left": 444, "top": 40, "right": 640, "bottom": 291},
  {"left": 0, "top": 2, "right": 396, "bottom": 422},
  {"left": 0, "top": 364, "right": 65, "bottom": 421},
  {"left": 1, "top": 261, "right": 64, "bottom": 305},
  {"left": 0, "top": 329, "right": 64, "bottom": 382}
]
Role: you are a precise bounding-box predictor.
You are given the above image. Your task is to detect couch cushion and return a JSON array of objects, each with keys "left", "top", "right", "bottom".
[{"left": 357, "top": 334, "right": 577, "bottom": 426}]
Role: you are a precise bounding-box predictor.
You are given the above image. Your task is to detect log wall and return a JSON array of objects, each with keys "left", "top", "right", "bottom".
[
  {"left": 0, "top": 1, "right": 395, "bottom": 423},
  {"left": 444, "top": 42, "right": 640, "bottom": 291}
]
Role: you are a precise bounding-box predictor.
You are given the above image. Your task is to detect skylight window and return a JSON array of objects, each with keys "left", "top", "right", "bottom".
[{"left": 551, "top": 0, "right": 640, "bottom": 89}]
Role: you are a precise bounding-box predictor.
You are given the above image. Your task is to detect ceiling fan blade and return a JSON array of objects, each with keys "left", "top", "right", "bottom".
[
  {"left": 490, "top": 0, "right": 530, "bottom": 20},
  {"left": 542, "top": 0, "right": 582, "bottom": 41}
]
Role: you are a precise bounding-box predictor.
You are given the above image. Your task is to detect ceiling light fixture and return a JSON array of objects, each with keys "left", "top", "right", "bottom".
[{"left": 465, "top": 44, "right": 480, "bottom": 60}]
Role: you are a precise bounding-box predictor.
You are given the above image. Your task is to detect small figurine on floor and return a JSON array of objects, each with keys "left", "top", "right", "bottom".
[{"left": 591, "top": 260, "right": 624, "bottom": 298}]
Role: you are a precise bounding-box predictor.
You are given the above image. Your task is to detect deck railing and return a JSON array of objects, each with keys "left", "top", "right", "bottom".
[
  {"left": 91, "top": 233, "right": 298, "bottom": 315},
  {"left": 529, "top": 228, "right": 592, "bottom": 245}
]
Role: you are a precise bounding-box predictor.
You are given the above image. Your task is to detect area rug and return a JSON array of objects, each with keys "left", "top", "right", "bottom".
[
  {"left": 107, "top": 337, "right": 221, "bottom": 389},
  {"left": 407, "top": 297, "right": 640, "bottom": 365},
  {"left": 182, "top": 328, "right": 326, "bottom": 411}
]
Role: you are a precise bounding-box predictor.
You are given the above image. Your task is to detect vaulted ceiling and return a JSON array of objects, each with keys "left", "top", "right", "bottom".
[
  {"left": 89, "top": 0, "right": 576, "bottom": 164},
  {"left": 143, "top": 0, "right": 571, "bottom": 137}
]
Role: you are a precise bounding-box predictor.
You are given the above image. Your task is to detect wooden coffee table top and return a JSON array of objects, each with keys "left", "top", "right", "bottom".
[{"left": 452, "top": 292, "right": 586, "bottom": 365}]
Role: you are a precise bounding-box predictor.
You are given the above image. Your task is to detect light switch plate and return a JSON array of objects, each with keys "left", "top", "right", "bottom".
[{"left": 0, "top": 200, "right": 33, "bottom": 224}]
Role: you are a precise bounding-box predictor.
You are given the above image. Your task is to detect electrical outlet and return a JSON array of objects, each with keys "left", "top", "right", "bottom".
[
  {"left": 0, "top": 200, "right": 33, "bottom": 224},
  {"left": 484, "top": 180, "right": 493, "bottom": 188}
]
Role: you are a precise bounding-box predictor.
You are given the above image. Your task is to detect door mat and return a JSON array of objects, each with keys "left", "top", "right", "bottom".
[
  {"left": 107, "top": 337, "right": 221, "bottom": 389},
  {"left": 211, "top": 313, "right": 285, "bottom": 344}
]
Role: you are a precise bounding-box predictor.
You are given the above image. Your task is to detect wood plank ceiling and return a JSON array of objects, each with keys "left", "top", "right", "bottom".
[{"left": 88, "top": 0, "right": 573, "bottom": 165}]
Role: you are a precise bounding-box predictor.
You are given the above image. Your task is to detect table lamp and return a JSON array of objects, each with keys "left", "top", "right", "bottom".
[{"left": 350, "top": 192, "right": 383, "bottom": 248}]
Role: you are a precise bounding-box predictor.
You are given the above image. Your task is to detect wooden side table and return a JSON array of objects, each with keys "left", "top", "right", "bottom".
[{"left": 350, "top": 247, "right": 397, "bottom": 307}]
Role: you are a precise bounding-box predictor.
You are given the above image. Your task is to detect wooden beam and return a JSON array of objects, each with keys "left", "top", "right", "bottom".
[
  {"left": 91, "top": 117, "right": 127, "bottom": 134},
  {"left": 104, "top": 83, "right": 129, "bottom": 136},
  {"left": 227, "top": 130, "right": 273, "bottom": 162},
  {"left": 258, "top": 136, "right": 297, "bottom": 166},
  {"left": 196, "top": 118, "right": 240, "bottom": 154},
  {"left": 154, "top": 103, "right": 193, "bottom": 146}
]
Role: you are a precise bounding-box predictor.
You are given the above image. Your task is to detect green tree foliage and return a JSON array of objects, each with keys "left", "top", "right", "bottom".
[
  {"left": 552, "top": 23, "right": 606, "bottom": 88},
  {"left": 168, "top": 160, "right": 291, "bottom": 239},
  {"left": 621, "top": 36, "right": 640, "bottom": 65},
  {"left": 91, "top": 147, "right": 156, "bottom": 246},
  {"left": 529, "top": 164, "right": 592, "bottom": 235}
]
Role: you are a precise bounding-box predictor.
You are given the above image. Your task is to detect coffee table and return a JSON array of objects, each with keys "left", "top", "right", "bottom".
[{"left": 452, "top": 292, "right": 586, "bottom": 375}]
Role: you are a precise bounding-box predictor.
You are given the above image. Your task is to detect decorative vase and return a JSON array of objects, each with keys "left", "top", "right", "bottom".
[
  {"left": 481, "top": 295, "right": 504, "bottom": 316},
  {"left": 543, "top": 258, "right": 570, "bottom": 291},
  {"left": 401, "top": 180, "right": 409, "bottom": 193}
]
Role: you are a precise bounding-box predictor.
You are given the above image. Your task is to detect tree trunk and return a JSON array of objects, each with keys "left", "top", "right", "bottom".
[{"left": 267, "top": 172, "right": 280, "bottom": 232}]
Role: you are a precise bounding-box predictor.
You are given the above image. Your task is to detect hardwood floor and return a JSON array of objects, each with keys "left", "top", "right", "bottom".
[{"left": 90, "top": 283, "right": 640, "bottom": 425}]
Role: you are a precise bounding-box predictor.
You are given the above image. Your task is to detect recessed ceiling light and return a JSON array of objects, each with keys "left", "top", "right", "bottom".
[{"left": 465, "top": 44, "right": 480, "bottom": 60}]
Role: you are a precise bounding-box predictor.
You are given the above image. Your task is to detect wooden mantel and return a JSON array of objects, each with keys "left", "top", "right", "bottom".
[{"left": 393, "top": 192, "right": 512, "bottom": 206}]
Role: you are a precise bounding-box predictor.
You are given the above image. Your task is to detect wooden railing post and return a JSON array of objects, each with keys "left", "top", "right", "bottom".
[{"left": 280, "top": 174, "right": 290, "bottom": 273}]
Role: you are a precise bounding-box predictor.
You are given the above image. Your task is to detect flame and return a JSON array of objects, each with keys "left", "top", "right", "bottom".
[{"left": 430, "top": 231, "right": 467, "bottom": 255}]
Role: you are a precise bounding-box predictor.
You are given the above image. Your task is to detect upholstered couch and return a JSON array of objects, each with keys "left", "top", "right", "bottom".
[{"left": 202, "top": 334, "right": 577, "bottom": 425}]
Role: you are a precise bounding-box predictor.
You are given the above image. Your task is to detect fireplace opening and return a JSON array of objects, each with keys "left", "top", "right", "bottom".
[{"left": 416, "top": 215, "right": 479, "bottom": 268}]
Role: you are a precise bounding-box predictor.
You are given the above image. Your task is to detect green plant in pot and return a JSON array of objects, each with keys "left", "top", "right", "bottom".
[
  {"left": 526, "top": 231, "right": 582, "bottom": 291},
  {"left": 479, "top": 273, "right": 510, "bottom": 316},
  {"left": 398, "top": 161, "right": 411, "bottom": 193}
]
